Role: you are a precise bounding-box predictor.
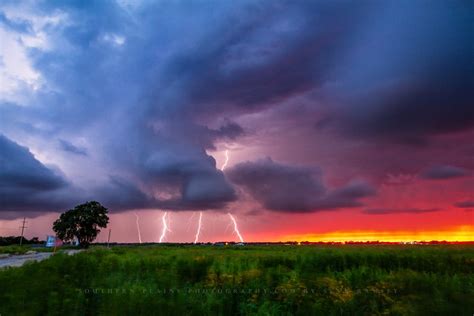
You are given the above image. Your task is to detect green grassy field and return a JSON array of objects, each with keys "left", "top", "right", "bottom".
[{"left": 0, "top": 244, "right": 473, "bottom": 315}]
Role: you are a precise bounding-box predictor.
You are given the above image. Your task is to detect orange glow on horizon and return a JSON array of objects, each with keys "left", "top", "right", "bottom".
[{"left": 279, "top": 225, "right": 474, "bottom": 242}]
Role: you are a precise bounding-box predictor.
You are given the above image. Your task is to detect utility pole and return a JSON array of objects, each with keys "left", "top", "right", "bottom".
[
  {"left": 19, "top": 217, "right": 27, "bottom": 246},
  {"left": 107, "top": 229, "right": 111, "bottom": 248}
]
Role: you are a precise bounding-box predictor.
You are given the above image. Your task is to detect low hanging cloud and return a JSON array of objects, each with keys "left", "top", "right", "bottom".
[
  {"left": 226, "top": 158, "right": 375, "bottom": 212},
  {"left": 0, "top": 134, "right": 74, "bottom": 212},
  {"left": 363, "top": 207, "right": 441, "bottom": 215},
  {"left": 137, "top": 145, "right": 236, "bottom": 209},
  {"left": 454, "top": 200, "right": 474, "bottom": 209},
  {"left": 0, "top": 135, "right": 66, "bottom": 192},
  {"left": 419, "top": 165, "right": 470, "bottom": 180},
  {"left": 0, "top": 132, "right": 236, "bottom": 216}
]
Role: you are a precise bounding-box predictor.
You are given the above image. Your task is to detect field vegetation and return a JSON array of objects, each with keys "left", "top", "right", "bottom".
[{"left": 0, "top": 244, "right": 473, "bottom": 315}]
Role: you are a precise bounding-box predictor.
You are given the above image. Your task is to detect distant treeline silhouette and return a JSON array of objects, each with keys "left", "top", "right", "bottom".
[{"left": 0, "top": 236, "right": 44, "bottom": 246}]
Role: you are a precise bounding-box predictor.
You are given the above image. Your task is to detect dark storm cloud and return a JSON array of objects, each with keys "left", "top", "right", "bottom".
[
  {"left": 0, "top": 134, "right": 74, "bottom": 212},
  {"left": 227, "top": 158, "right": 375, "bottom": 212},
  {"left": 58, "top": 139, "right": 87, "bottom": 156},
  {"left": 149, "top": 120, "right": 245, "bottom": 151},
  {"left": 96, "top": 176, "right": 153, "bottom": 211},
  {"left": 323, "top": 181, "right": 377, "bottom": 209},
  {"left": 320, "top": 1, "right": 473, "bottom": 143},
  {"left": 138, "top": 145, "right": 236, "bottom": 208},
  {"left": 212, "top": 120, "right": 245, "bottom": 141},
  {"left": 154, "top": 0, "right": 368, "bottom": 118},
  {"left": 419, "top": 165, "right": 470, "bottom": 180},
  {"left": 454, "top": 200, "right": 474, "bottom": 209},
  {"left": 0, "top": 135, "right": 66, "bottom": 191},
  {"left": 226, "top": 158, "right": 325, "bottom": 211},
  {"left": 363, "top": 208, "right": 441, "bottom": 215},
  {"left": 97, "top": 173, "right": 235, "bottom": 212}
]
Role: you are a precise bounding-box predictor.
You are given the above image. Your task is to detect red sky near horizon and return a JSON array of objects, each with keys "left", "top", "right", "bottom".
[{"left": 1, "top": 207, "right": 472, "bottom": 243}]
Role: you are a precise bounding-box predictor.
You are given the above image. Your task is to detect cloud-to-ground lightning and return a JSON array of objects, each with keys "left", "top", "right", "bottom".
[
  {"left": 228, "top": 212, "right": 244, "bottom": 243},
  {"left": 159, "top": 211, "right": 171, "bottom": 243},
  {"left": 221, "top": 149, "right": 230, "bottom": 171},
  {"left": 134, "top": 212, "right": 142, "bottom": 244},
  {"left": 194, "top": 211, "right": 203, "bottom": 244},
  {"left": 220, "top": 149, "right": 245, "bottom": 243},
  {"left": 189, "top": 149, "right": 229, "bottom": 243}
]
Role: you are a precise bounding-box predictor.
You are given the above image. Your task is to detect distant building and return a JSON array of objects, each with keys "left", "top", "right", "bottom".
[{"left": 45, "top": 235, "right": 63, "bottom": 248}]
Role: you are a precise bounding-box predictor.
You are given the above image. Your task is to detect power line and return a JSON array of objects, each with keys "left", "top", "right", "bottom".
[
  {"left": 19, "top": 217, "right": 27, "bottom": 246},
  {"left": 107, "top": 229, "right": 112, "bottom": 248}
]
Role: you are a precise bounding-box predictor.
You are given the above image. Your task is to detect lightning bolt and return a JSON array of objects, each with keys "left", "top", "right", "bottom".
[
  {"left": 159, "top": 211, "right": 171, "bottom": 243},
  {"left": 219, "top": 149, "right": 244, "bottom": 242},
  {"left": 228, "top": 212, "right": 244, "bottom": 243},
  {"left": 134, "top": 212, "right": 142, "bottom": 244},
  {"left": 193, "top": 211, "right": 203, "bottom": 244},
  {"left": 188, "top": 149, "right": 230, "bottom": 244},
  {"left": 221, "top": 150, "right": 229, "bottom": 171}
]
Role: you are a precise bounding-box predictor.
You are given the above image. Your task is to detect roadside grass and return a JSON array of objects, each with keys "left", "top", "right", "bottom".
[{"left": 0, "top": 245, "right": 79, "bottom": 255}]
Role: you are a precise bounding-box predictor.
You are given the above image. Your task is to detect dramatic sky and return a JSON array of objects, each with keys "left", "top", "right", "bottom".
[{"left": 0, "top": 0, "right": 472, "bottom": 242}]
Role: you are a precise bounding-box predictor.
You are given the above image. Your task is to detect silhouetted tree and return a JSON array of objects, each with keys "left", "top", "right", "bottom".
[{"left": 53, "top": 201, "right": 109, "bottom": 248}]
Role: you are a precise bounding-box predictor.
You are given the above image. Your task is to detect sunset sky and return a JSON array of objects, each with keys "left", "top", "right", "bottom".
[{"left": 0, "top": 0, "right": 472, "bottom": 242}]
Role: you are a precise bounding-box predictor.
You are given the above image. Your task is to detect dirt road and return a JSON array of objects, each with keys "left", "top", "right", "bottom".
[{"left": 0, "top": 250, "right": 83, "bottom": 269}]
